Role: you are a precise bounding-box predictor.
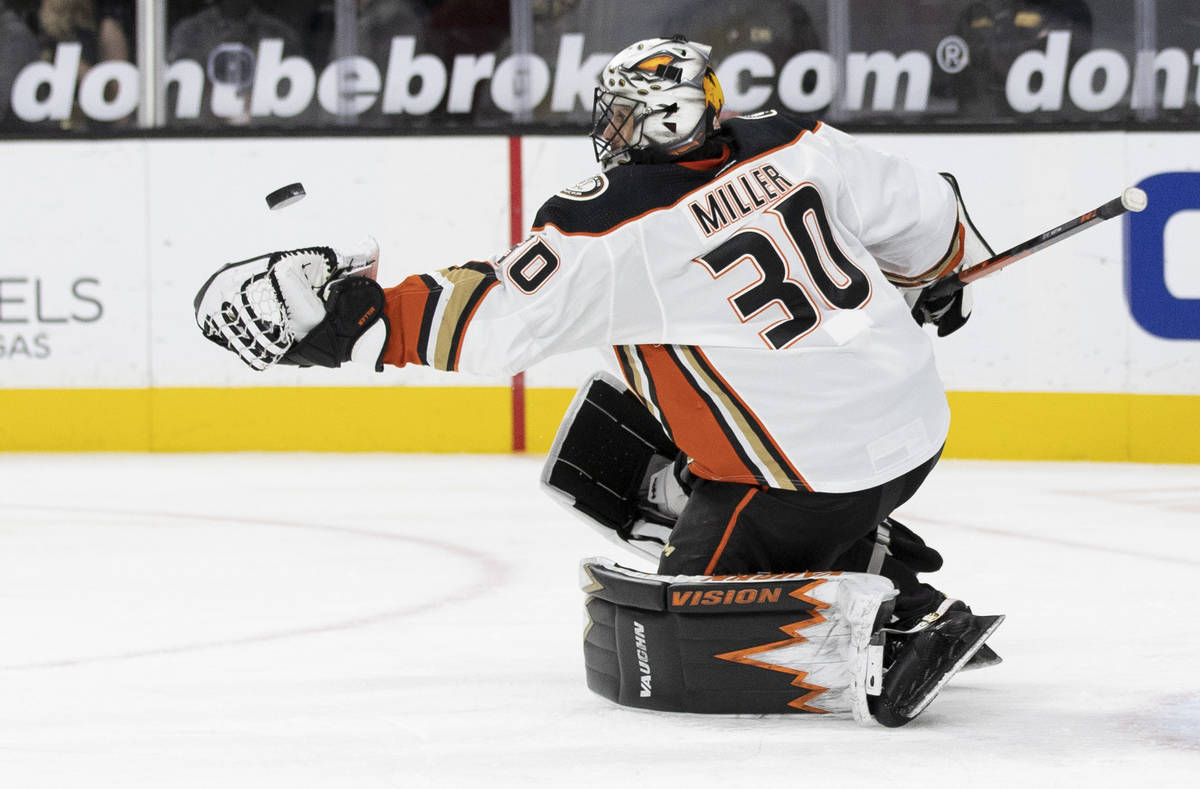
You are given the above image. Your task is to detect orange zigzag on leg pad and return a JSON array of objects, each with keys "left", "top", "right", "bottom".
[{"left": 712, "top": 578, "right": 834, "bottom": 713}]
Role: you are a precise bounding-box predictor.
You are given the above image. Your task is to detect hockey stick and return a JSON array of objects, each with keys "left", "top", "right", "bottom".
[{"left": 922, "top": 187, "right": 1148, "bottom": 302}]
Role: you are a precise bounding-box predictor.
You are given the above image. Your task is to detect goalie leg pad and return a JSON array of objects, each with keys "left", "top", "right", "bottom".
[{"left": 580, "top": 558, "right": 896, "bottom": 724}]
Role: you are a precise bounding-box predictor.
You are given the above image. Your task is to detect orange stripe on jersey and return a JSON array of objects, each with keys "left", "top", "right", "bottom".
[
  {"left": 677, "top": 145, "right": 732, "bottom": 172},
  {"left": 381, "top": 275, "right": 434, "bottom": 368},
  {"left": 703, "top": 486, "right": 758, "bottom": 575},
  {"left": 887, "top": 221, "right": 966, "bottom": 287},
  {"left": 685, "top": 347, "right": 810, "bottom": 490},
  {"left": 381, "top": 264, "right": 498, "bottom": 371},
  {"left": 636, "top": 345, "right": 762, "bottom": 485}
]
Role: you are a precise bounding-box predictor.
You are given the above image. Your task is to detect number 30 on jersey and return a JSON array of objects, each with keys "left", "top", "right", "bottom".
[{"left": 694, "top": 185, "right": 872, "bottom": 349}]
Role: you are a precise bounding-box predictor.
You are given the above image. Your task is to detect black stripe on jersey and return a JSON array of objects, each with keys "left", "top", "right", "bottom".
[
  {"left": 683, "top": 346, "right": 808, "bottom": 489},
  {"left": 446, "top": 271, "right": 500, "bottom": 371},
  {"left": 614, "top": 345, "right": 642, "bottom": 408},
  {"left": 535, "top": 164, "right": 716, "bottom": 236},
  {"left": 460, "top": 261, "right": 497, "bottom": 277},
  {"left": 615, "top": 345, "right": 637, "bottom": 386},
  {"left": 416, "top": 274, "right": 440, "bottom": 366},
  {"left": 628, "top": 345, "right": 677, "bottom": 443},
  {"left": 663, "top": 345, "right": 767, "bottom": 485},
  {"left": 724, "top": 112, "right": 819, "bottom": 158}
]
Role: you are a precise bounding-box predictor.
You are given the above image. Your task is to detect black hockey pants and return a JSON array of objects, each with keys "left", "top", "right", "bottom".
[{"left": 657, "top": 449, "right": 944, "bottom": 622}]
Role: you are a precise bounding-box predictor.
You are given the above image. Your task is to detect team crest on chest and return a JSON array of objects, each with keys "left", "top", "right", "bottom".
[{"left": 559, "top": 174, "right": 609, "bottom": 200}]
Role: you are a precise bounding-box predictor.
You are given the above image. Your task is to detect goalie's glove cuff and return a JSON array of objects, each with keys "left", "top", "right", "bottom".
[
  {"left": 910, "top": 282, "right": 972, "bottom": 337},
  {"left": 280, "top": 276, "right": 390, "bottom": 371}
]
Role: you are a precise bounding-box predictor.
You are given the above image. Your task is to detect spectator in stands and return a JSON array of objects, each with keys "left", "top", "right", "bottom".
[
  {"left": 0, "top": 0, "right": 40, "bottom": 129},
  {"left": 357, "top": 0, "right": 427, "bottom": 69},
  {"left": 519, "top": 0, "right": 821, "bottom": 121},
  {"left": 32, "top": 0, "right": 99, "bottom": 129},
  {"left": 424, "top": 0, "right": 507, "bottom": 60},
  {"left": 36, "top": 0, "right": 97, "bottom": 58},
  {"left": 556, "top": 0, "right": 819, "bottom": 62},
  {"left": 168, "top": 0, "right": 304, "bottom": 125},
  {"left": 952, "top": 0, "right": 1094, "bottom": 120},
  {"left": 96, "top": 0, "right": 132, "bottom": 65},
  {"left": 325, "top": 0, "right": 427, "bottom": 127}
]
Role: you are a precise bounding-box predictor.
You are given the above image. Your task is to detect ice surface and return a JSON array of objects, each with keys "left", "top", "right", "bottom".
[{"left": 0, "top": 454, "right": 1197, "bottom": 788}]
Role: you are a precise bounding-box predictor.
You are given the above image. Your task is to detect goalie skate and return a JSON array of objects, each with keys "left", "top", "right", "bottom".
[
  {"left": 870, "top": 609, "right": 1005, "bottom": 727},
  {"left": 888, "top": 597, "right": 1002, "bottom": 671}
]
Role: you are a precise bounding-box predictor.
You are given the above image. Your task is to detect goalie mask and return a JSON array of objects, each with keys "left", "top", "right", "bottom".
[{"left": 591, "top": 36, "right": 725, "bottom": 170}]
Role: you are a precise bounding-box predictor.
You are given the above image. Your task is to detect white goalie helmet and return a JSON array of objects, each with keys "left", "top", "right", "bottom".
[{"left": 591, "top": 35, "right": 725, "bottom": 170}]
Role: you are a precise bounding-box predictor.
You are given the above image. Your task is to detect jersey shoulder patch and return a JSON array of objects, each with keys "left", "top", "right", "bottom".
[{"left": 557, "top": 174, "right": 610, "bottom": 201}]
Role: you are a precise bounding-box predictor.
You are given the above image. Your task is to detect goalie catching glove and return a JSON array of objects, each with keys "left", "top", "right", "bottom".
[{"left": 193, "top": 240, "right": 389, "bottom": 371}]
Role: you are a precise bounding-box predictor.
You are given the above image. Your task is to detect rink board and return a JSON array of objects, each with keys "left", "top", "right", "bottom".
[
  {"left": 1, "top": 387, "right": 1197, "bottom": 463},
  {"left": 0, "top": 132, "right": 1197, "bottom": 460}
]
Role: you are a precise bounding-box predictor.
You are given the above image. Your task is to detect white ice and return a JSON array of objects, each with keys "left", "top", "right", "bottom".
[{"left": 1, "top": 454, "right": 1197, "bottom": 788}]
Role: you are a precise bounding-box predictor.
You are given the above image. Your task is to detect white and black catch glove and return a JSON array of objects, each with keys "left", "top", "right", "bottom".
[
  {"left": 902, "top": 173, "right": 994, "bottom": 337},
  {"left": 194, "top": 239, "right": 389, "bottom": 371}
]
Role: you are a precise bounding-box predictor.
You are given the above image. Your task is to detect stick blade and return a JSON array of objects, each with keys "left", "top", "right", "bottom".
[{"left": 1121, "top": 187, "right": 1148, "bottom": 213}]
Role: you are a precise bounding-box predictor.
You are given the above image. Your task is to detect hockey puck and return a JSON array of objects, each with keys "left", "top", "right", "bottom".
[{"left": 266, "top": 182, "right": 306, "bottom": 210}]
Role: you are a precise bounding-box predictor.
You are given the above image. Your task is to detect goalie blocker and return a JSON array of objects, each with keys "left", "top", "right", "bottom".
[
  {"left": 540, "top": 372, "right": 684, "bottom": 561},
  {"left": 582, "top": 559, "right": 896, "bottom": 724}
]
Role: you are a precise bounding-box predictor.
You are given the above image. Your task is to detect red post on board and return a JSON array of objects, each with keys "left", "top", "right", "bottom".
[{"left": 508, "top": 136, "right": 526, "bottom": 453}]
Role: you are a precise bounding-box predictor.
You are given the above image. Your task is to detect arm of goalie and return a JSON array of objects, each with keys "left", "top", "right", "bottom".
[
  {"left": 903, "top": 173, "right": 994, "bottom": 337},
  {"left": 194, "top": 239, "right": 389, "bottom": 371}
]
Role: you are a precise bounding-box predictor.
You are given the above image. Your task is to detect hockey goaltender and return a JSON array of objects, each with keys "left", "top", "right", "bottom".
[{"left": 195, "top": 35, "right": 1004, "bottom": 727}]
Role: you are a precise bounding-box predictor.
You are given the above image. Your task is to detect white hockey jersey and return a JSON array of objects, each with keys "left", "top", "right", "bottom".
[{"left": 380, "top": 113, "right": 970, "bottom": 493}]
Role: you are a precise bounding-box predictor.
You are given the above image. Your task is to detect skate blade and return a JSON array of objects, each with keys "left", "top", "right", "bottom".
[
  {"left": 961, "top": 642, "right": 1002, "bottom": 671},
  {"left": 900, "top": 614, "right": 1005, "bottom": 719}
]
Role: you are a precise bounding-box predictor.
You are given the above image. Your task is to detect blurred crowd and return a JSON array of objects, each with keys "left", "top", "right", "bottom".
[
  {"left": 2, "top": 0, "right": 1197, "bottom": 132},
  {"left": 1, "top": 0, "right": 132, "bottom": 129}
]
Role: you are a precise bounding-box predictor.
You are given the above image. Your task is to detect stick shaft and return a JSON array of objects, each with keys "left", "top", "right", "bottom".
[{"left": 923, "top": 194, "right": 1131, "bottom": 302}]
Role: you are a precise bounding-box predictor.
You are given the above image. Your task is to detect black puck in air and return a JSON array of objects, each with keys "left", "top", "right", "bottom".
[{"left": 266, "top": 182, "right": 306, "bottom": 210}]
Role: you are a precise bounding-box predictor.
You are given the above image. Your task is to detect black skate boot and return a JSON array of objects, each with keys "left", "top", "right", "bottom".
[
  {"left": 870, "top": 609, "right": 1004, "bottom": 728},
  {"left": 889, "top": 598, "right": 1002, "bottom": 670}
]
